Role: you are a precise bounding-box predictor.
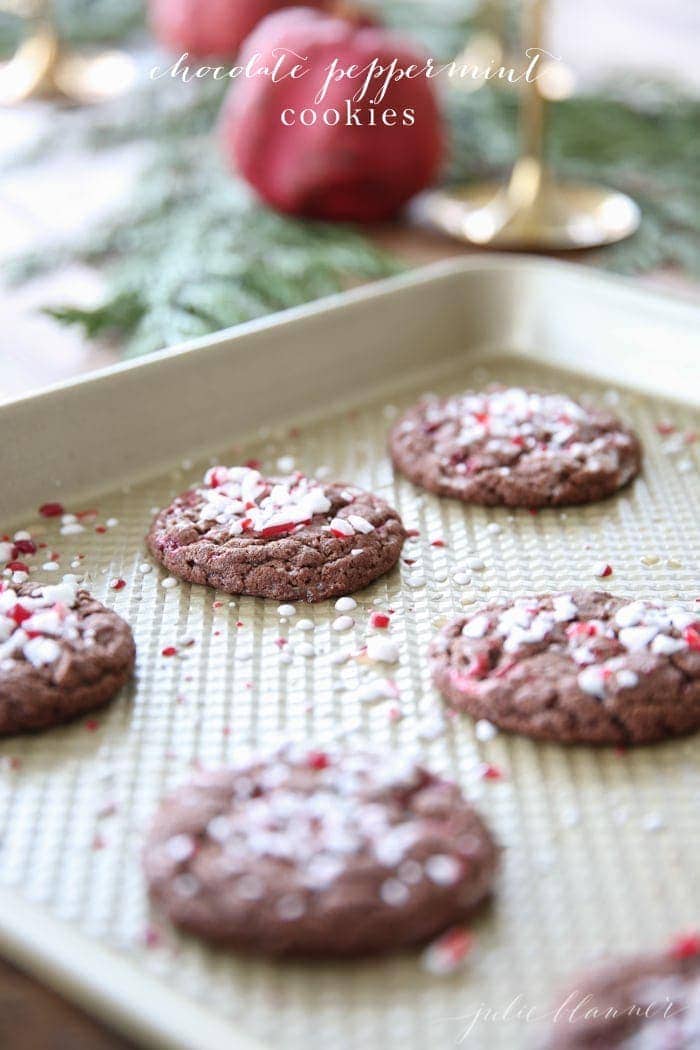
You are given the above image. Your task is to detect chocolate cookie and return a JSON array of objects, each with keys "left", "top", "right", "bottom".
[
  {"left": 430, "top": 591, "right": 700, "bottom": 745},
  {"left": 389, "top": 386, "right": 641, "bottom": 507},
  {"left": 0, "top": 579, "right": 135, "bottom": 734},
  {"left": 143, "top": 744, "right": 499, "bottom": 957},
  {"left": 147, "top": 466, "right": 405, "bottom": 601},
  {"left": 542, "top": 939, "right": 700, "bottom": 1049}
]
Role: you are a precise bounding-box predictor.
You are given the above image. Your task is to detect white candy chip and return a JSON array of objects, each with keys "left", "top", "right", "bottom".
[{"left": 366, "top": 637, "right": 400, "bottom": 664}]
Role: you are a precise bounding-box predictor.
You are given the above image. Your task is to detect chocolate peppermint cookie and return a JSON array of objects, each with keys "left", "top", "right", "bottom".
[
  {"left": 389, "top": 386, "right": 641, "bottom": 507},
  {"left": 430, "top": 591, "right": 700, "bottom": 745},
  {"left": 0, "top": 579, "right": 135, "bottom": 734},
  {"left": 542, "top": 937, "right": 700, "bottom": 1049},
  {"left": 147, "top": 466, "right": 405, "bottom": 601},
  {"left": 143, "top": 744, "right": 499, "bottom": 957}
]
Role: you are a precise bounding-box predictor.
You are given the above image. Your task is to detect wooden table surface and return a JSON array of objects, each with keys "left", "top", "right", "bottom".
[{"left": 0, "top": 3, "right": 698, "bottom": 1046}]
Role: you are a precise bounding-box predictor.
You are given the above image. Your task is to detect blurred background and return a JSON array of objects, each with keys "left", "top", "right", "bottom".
[{"left": 0, "top": 0, "right": 698, "bottom": 401}]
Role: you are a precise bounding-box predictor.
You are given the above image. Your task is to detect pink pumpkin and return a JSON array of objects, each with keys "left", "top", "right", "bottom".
[
  {"left": 219, "top": 7, "right": 445, "bottom": 222},
  {"left": 149, "top": 0, "right": 326, "bottom": 59}
]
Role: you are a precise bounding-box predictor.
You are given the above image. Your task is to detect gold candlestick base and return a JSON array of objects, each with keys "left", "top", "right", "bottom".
[
  {"left": 0, "top": 23, "right": 136, "bottom": 106},
  {"left": 425, "top": 0, "right": 641, "bottom": 252},
  {"left": 417, "top": 170, "right": 641, "bottom": 251}
]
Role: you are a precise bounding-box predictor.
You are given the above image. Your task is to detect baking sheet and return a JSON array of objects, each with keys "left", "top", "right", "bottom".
[{"left": 0, "top": 258, "right": 698, "bottom": 1050}]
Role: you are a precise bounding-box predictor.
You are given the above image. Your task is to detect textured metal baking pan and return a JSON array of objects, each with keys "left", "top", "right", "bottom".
[{"left": 0, "top": 257, "right": 698, "bottom": 1050}]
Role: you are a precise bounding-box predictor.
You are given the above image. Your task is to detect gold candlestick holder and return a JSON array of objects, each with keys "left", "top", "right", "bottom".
[
  {"left": 0, "top": 0, "right": 136, "bottom": 106},
  {"left": 418, "top": 0, "right": 640, "bottom": 251}
]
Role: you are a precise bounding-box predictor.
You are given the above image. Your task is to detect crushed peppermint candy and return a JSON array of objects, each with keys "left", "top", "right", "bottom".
[
  {"left": 457, "top": 594, "right": 698, "bottom": 701},
  {"left": 474, "top": 719, "right": 498, "bottom": 742},
  {"left": 332, "top": 615, "right": 354, "bottom": 633},
  {"left": 366, "top": 636, "right": 400, "bottom": 664},
  {"left": 422, "top": 927, "right": 475, "bottom": 975},
  {"left": 195, "top": 466, "right": 374, "bottom": 541},
  {"left": 399, "top": 388, "right": 636, "bottom": 475},
  {"left": 152, "top": 747, "right": 482, "bottom": 920},
  {"left": 39, "top": 502, "right": 64, "bottom": 518},
  {"left": 334, "top": 596, "right": 357, "bottom": 613},
  {"left": 478, "top": 762, "right": 504, "bottom": 781},
  {"left": 0, "top": 579, "right": 80, "bottom": 666},
  {"left": 669, "top": 932, "right": 700, "bottom": 960}
]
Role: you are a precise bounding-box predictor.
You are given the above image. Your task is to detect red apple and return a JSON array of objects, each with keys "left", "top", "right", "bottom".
[
  {"left": 149, "top": 0, "right": 327, "bottom": 59},
  {"left": 220, "top": 7, "right": 445, "bottom": 222}
]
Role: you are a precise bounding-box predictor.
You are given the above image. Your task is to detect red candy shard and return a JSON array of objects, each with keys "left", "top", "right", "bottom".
[
  {"left": 440, "top": 927, "right": 474, "bottom": 957},
  {"left": 13, "top": 539, "right": 36, "bottom": 556},
  {"left": 7, "top": 561, "right": 29, "bottom": 573},
  {"left": 598, "top": 564, "right": 613, "bottom": 577},
  {"left": 85, "top": 719, "right": 100, "bottom": 732},
  {"left": 39, "top": 502, "right": 64, "bottom": 518},
  {"left": 261, "top": 520, "right": 308, "bottom": 538},
  {"left": 370, "top": 611, "right": 391, "bottom": 629},
  {"left": 110, "top": 578, "right": 127, "bottom": 591},
  {"left": 567, "top": 621, "right": 598, "bottom": 639},
  {"left": 493, "top": 658, "right": 516, "bottom": 678},
  {"left": 479, "top": 762, "right": 504, "bottom": 781},
  {"left": 143, "top": 924, "right": 161, "bottom": 948},
  {"left": 9, "top": 603, "right": 32, "bottom": 625},
  {"left": 424, "top": 927, "right": 475, "bottom": 974},
  {"left": 307, "top": 750, "right": 330, "bottom": 770},
  {"left": 207, "top": 467, "right": 229, "bottom": 489},
  {"left": 161, "top": 646, "right": 177, "bottom": 657},
  {"left": 683, "top": 624, "right": 700, "bottom": 651},
  {"left": 467, "top": 651, "right": 491, "bottom": 678},
  {"left": 670, "top": 932, "right": 700, "bottom": 959}
]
